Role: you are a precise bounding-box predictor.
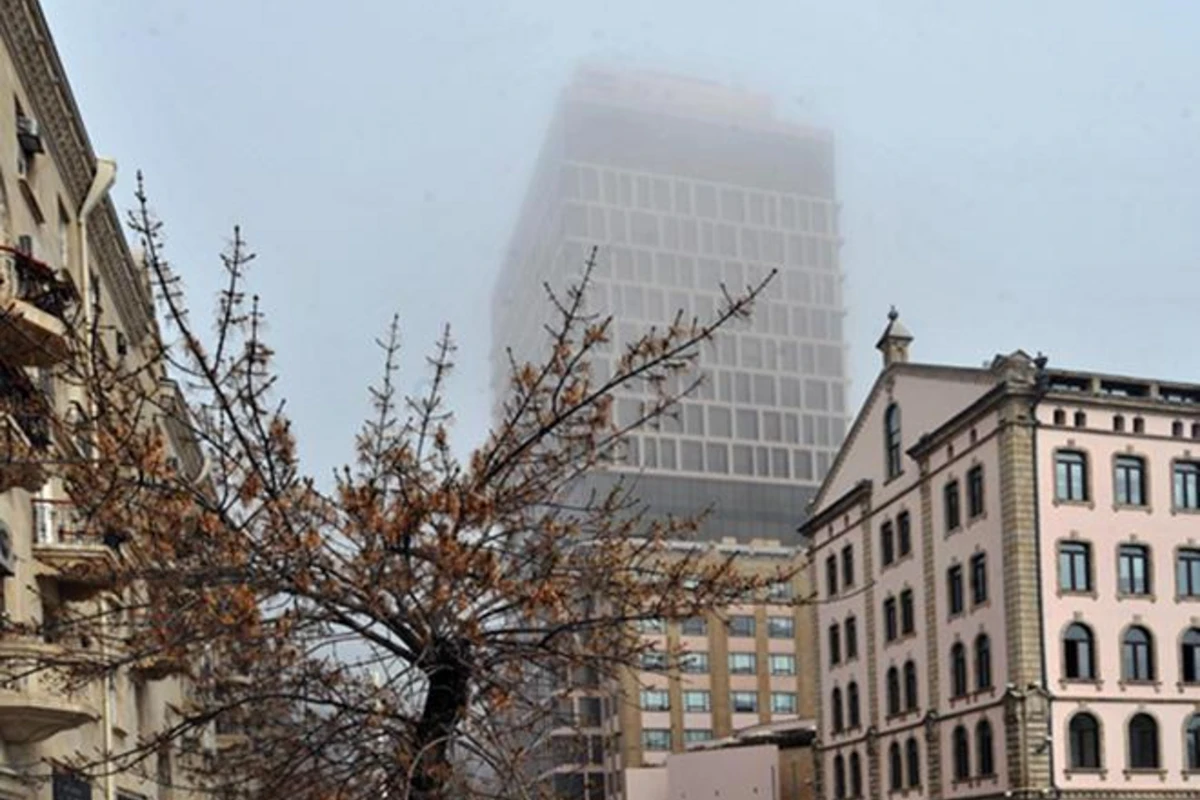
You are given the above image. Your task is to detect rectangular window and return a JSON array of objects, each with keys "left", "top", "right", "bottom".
[
  {"left": 1114, "top": 455, "right": 1146, "bottom": 506},
  {"left": 947, "top": 565, "right": 964, "bottom": 615},
  {"left": 880, "top": 521, "right": 895, "bottom": 566},
  {"left": 770, "top": 654, "right": 797, "bottom": 676},
  {"left": 1175, "top": 462, "right": 1200, "bottom": 510},
  {"left": 729, "top": 652, "right": 757, "bottom": 675},
  {"left": 967, "top": 465, "right": 985, "bottom": 518},
  {"left": 768, "top": 616, "right": 794, "bottom": 639},
  {"left": 641, "top": 652, "right": 668, "bottom": 671},
  {"left": 640, "top": 690, "right": 670, "bottom": 711},
  {"left": 897, "top": 511, "right": 912, "bottom": 557},
  {"left": 828, "top": 624, "right": 841, "bottom": 666},
  {"left": 970, "top": 553, "right": 988, "bottom": 604},
  {"left": 680, "top": 652, "right": 709, "bottom": 674},
  {"left": 826, "top": 555, "right": 838, "bottom": 597},
  {"left": 636, "top": 618, "right": 666, "bottom": 634},
  {"left": 730, "top": 691, "right": 758, "bottom": 713},
  {"left": 1118, "top": 544, "right": 1151, "bottom": 595},
  {"left": 682, "top": 690, "right": 711, "bottom": 712},
  {"left": 728, "top": 615, "right": 756, "bottom": 638},
  {"left": 683, "top": 729, "right": 713, "bottom": 744},
  {"left": 771, "top": 692, "right": 798, "bottom": 714},
  {"left": 841, "top": 545, "right": 854, "bottom": 588},
  {"left": 1058, "top": 542, "right": 1092, "bottom": 592},
  {"left": 681, "top": 617, "right": 708, "bottom": 636},
  {"left": 884, "top": 598, "right": 898, "bottom": 642},
  {"left": 944, "top": 481, "right": 961, "bottom": 532},
  {"left": 900, "top": 589, "right": 915, "bottom": 635},
  {"left": 642, "top": 729, "right": 671, "bottom": 751},
  {"left": 1179, "top": 549, "right": 1200, "bottom": 598},
  {"left": 1055, "top": 451, "right": 1089, "bottom": 502}
]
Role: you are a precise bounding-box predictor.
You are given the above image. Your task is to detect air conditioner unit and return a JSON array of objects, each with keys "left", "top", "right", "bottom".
[
  {"left": 0, "top": 524, "right": 14, "bottom": 576},
  {"left": 16, "top": 116, "right": 43, "bottom": 156}
]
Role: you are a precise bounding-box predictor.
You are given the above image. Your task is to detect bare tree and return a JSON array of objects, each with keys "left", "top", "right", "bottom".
[{"left": 20, "top": 176, "right": 793, "bottom": 799}]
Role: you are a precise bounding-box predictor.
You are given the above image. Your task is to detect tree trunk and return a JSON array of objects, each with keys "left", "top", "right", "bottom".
[{"left": 408, "top": 639, "right": 471, "bottom": 800}]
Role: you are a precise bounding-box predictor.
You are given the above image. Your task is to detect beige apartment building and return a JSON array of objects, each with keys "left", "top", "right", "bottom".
[
  {"left": 0, "top": 2, "right": 208, "bottom": 798},
  {"left": 808, "top": 311, "right": 1200, "bottom": 800}
]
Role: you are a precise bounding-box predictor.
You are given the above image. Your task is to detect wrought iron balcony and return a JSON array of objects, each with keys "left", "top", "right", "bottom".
[
  {"left": 0, "top": 637, "right": 97, "bottom": 743},
  {"left": 32, "top": 503, "right": 121, "bottom": 601},
  {"left": 0, "top": 244, "right": 76, "bottom": 366},
  {"left": 0, "top": 364, "right": 50, "bottom": 493}
]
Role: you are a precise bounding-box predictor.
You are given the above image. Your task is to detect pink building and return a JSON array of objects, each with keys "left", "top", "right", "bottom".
[{"left": 805, "top": 311, "right": 1200, "bottom": 800}]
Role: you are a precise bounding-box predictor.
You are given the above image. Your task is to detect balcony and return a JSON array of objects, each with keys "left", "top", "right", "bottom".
[
  {"left": 32, "top": 509, "right": 121, "bottom": 601},
  {"left": 0, "top": 637, "right": 97, "bottom": 743},
  {"left": 0, "top": 364, "right": 50, "bottom": 493},
  {"left": 131, "top": 651, "right": 188, "bottom": 683},
  {"left": 0, "top": 245, "right": 76, "bottom": 367}
]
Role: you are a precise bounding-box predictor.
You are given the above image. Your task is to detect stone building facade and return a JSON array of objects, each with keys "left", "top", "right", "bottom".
[
  {"left": 807, "top": 312, "right": 1200, "bottom": 799},
  {"left": 0, "top": 2, "right": 208, "bottom": 798}
]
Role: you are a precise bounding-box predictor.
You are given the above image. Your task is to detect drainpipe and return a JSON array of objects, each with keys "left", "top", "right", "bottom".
[
  {"left": 79, "top": 159, "right": 116, "bottom": 353},
  {"left": 79, "top": 158, "right": 117, "bottom": 800}
]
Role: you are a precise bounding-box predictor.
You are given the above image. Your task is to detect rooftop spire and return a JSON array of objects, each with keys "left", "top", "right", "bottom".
[{"left": 876, "top": 307, "right": 913, "bottom": 368}]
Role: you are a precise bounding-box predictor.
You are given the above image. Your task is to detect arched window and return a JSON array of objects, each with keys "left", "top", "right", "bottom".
[
  {"left": 886, "top": 667, "right": 901, "bottom": 716},
  {"left": 952, "top": 725, "right": 970, "bottom": 781},
  {"left": 951, "top": 643, "right": 968, "bottom": 697},
  {"left": 833, "top": 753, "right": 846, "bottom": 799},
  {"left": 849, "top": 751, "right": 862, "bottom": 797},
  {"left": 888, "top": 742, "right": 903, "bottom": 791},
  {"left": 1122, "top": 626, "right": 1155, "bottom": 681},
  {"left": 1187, "top": 715, "right": 1200, "bottom": 771},
  {"left": 1064, "top": 623, "right": 1096, "bottom": 679},
  {"left": 1069, "top": 712, "right": 1101, "bottom": 769},
  {"left": 905, "top": 737, "right": 920, "bottom": 787},
  {"left": 847, "top": 681, "right": 861, "bottom": 729},
  {"left": 1182, "top": 628, "right": 1200, "bottom": 684},
  {"left": 903, "top": 660, "right": 918, "bottom": 710},
  {"left": 976, "top": 719, "right": 994, "bottom": 776},
  {"left": 975, "top": 634, "right": 992, "bottom": 690},
  {"left": 1129, "top": 713, "right": 1159, "bottom": 769},
  {"left": 885, "top": 403, "right": 902, "bottom": 478},
  {"left": 831, "top": 687, "right": 844, "bottom": 733}
]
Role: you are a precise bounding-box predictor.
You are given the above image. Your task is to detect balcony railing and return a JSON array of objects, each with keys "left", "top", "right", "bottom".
[
  {"left": 31, "top": 501, "right": 121, "bottom": 600},
  {"left": 0, "top": 245, "right": 76, "bottom": 366},
  {"left": 0, "top": 637, "right": 98, "bottom": 743},
  {"left": 0, "top": 364, "right": 50, "bottom": 493}
]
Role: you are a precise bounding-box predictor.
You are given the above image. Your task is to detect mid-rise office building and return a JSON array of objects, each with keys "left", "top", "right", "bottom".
[{"left": 808, "top": 311, "right": 1200, "bottom": 800}]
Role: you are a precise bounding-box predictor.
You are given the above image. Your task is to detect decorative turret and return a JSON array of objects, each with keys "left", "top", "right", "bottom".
[{"left": 876, "top": 306, "right": 913, "bottom": 368}]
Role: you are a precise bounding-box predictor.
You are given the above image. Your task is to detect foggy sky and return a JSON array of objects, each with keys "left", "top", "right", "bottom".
[{"left": 42, "top": 0, "right": 1200, "bottom": 479}]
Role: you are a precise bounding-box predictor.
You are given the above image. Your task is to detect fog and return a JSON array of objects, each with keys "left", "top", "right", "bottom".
[{"left": 43, "top": 0, "right": 1200, "bottom": 477}]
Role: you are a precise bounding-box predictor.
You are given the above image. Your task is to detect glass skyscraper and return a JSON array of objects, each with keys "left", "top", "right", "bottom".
[{"left": 493, "top": 67, "right": 848, "bottom": 538}]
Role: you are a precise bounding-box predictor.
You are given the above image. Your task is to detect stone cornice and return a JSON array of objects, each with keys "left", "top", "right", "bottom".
[{"left": 0, "top": 0, "right": 154, "bottom": 344}]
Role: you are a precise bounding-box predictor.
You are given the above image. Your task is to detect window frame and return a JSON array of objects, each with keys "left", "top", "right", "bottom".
[
  {"left": 967, "top": 464, "right": 985, "bottom": 519},
  {"left": 767, "top": 615, "right": 794, "bottom": 639},
  {"left": 1113, "top": 454, "right": 1147, "bottom": 507},
  {"left": 897, "top": 511, "right": 912, "bottom": 557},
  {"left": 944, "top": 480, "right": 962, "bottom": 532},
  {"left": 1055, "top": 449, "right": 1090, "bottom": 503},
  {"left": 681, "top": 690, "right": 711, "bottom": 713},
  {"left": 1063, "top": 622, "right": 1097, "bottom": 680},
  {"left": 975, "top": 633, "right": 992, "bottom": 691},
  {"left": 903, "top": 660, "right": 918, "bottom": 711},
  {"left": 899, "top": 589, "right": 915, "bottom": 635},
  {"left": 905, "top": 737, "right": 921, "bottom": 787},
  {"left": 880, "top": 520, "right": 895, "bottom": 567},
  {"left": 1182, "top": 628, "right": 1200, "bottom": 684},
  {"left": 1121, "top": 625, "right": 1156, "bottom": 682},
  {"left": 1058, "top": 540, "right": 1092, "bottom": 593},
  {"left": 884, "top": 597, "right": 898, "bottom": 642},
  {"left": 951, "top": 643, "right": 968, "bottom": 698},
  {"left": 1068, "top": 712, "right": 1102, "bottom": 770},
  {"left": 1175, "top": 460, "right": 1200, "bottom": 511},
  {"left": 970, "top": 552, "right": 988, "bottom": 605},
  {"left": 1118, "top": 543, "right": 1152, "bottom": 597},
  {"left": 728, "top": 652, "right": 757, "bottom": 675},
  {"left": 885, "top": 403, "right": 902, "bottom": 479},
  {"left": 728, "top": 614, "right": 756, "bottom": 638},
  {"left": 947, "top": 565, "right": 965, "bottom": 616},
  {"left": 1128, "top": 712, "right": 1160, "bottom": 770},
  {"left": 844, "top": 616, "right": 858, "bottom": 660},
  {"left": 952, "top": 725, "right": 970, "bottom": 782},
  {"left": 730, "top": 690, "right": 758, "bottom": 714}
]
